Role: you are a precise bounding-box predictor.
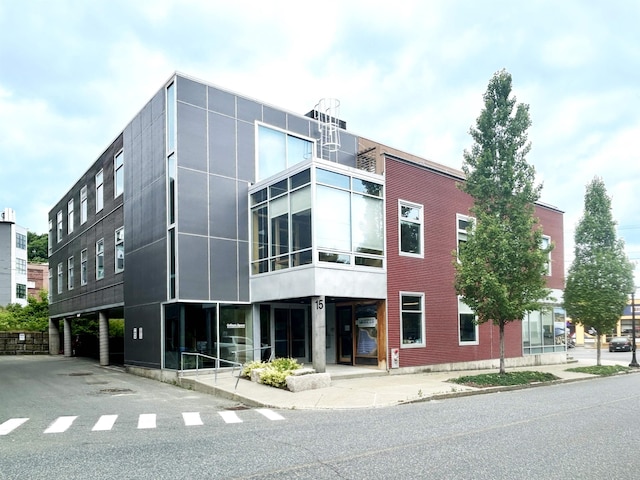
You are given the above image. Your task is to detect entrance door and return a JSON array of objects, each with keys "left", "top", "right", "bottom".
[
  {"left": 273, "top": 307, "right": 308, "bottom": 362},
  {"left": 336, "top": 306, "right": 353, "bottom": 365}
]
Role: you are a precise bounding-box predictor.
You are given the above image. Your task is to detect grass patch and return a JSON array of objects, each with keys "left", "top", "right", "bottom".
[
  {"left": 565, "top": 365, "right": 631, "bottom": 376},
  {"left": 449, "top": 370, "right": 559, "bottom": 388}
]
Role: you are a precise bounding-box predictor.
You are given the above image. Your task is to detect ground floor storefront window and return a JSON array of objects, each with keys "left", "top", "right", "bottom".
[
  {"left": 523, "top": 307, "right": 567, "bottom": 354},
  {"left": 163, "top": 303, "right": 253, "bottom": 369}
]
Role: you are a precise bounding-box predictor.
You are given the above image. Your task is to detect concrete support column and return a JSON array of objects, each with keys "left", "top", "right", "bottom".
[
  {"left": 311, "top": 295, "right": 326, "bottom": 373},
  {"left": 48, "top": 318, "right": 60, "bottom": 355},
  {"left": 63, "top": 318, "right": 72, "bottom": 357},
  {"left": 99, "top": 311, "right": 109, "bottom": 366}
]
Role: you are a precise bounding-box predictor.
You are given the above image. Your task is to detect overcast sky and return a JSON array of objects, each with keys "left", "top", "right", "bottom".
[{"left": 1, "top": 0, "right": 638, "bottom": 283}]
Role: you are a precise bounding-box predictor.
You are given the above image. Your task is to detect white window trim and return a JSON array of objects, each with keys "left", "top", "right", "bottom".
[
  {"left": 96, "top": 238, "right": 104, "bottom": 280},
  {"left": 80, "top": 185, "right": 88, "bottom": 224},
  {"left": 115, "top": 227, "right": 124, "bottom": 274},
  {"left": 458, "top": 296, "right": 479, "bottom": 345},
  {"left": 56, "top": 210, "right": 63, "bottom": 243},
  {"left": 542, "top": 234, "right": 552, "bottom": 276},
  {"left": 67, "top": 198, "right": 74, "bottom": 234},
  {"left": 400, "top": 291, "right": 425, "bottom": 348},
  {"left": 67, "top": 256, "right": 74, "bottom": 291},
  {"left": 80, "top": 249, "right": 88, "bottom": 286},
  {"left": 456, "top": 213, "right": 475, "bottom": 260},
  {"left": 114, "top": 149, "right": 124, "bottom": 198},
  {"left": 57, "top": 263, "right": 63, "bottom": 294},
  {"left": 398, "top": 200, "right": 424, "bottom": 258},
  {"left": 95, "top": 169, "right": 104, "bottom": 213}
]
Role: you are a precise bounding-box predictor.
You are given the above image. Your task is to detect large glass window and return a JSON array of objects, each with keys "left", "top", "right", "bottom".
[
  {"left": 80, "top": 186, "right": 88, "bottom": 224},
  {"left": 115, "top": 227, "right": 124, "bottom": 273},
  {"left": 257, "top": 125, "right": 312, "bottom": 181},
  {"left": 168, "top": 228, "right": 175, "bottom": 298},
  {"left": 250, "top": 165, "right": 384, "bottom": 274},
  {"left": 399, "top": 201, "right": 422, "bottom": 256},
  {"left": 96, "top": 239, "right": 104, "bottom": 280},
  {"left": 114, "top": 150, "right": 124, "bottom": 197},
  {"left": 16, "top": 284, "right": 26, "bottom": 300},
  {"left": 81, "top": 249, "right": 88, "bottom": 285},
  {"left": 16, "top": 258, "right": 26, "bottom": 275},
  {"left": 458, "top": 297, "right": 478, "bottom": 344},
  {"left": 67, "top": 199, "right": 74, "bottom": 234},
  {"left": 67, "top": 257, "right": 74, "bottom": 290},
  {"left": 16, "top": 233, "right": 26, "bottom": 250},
  {"left": 95, "top": 170, "right": 104, "bottom": 213},
  {"left": 401, "top": 293, "right": 425, "bottom": 347}
]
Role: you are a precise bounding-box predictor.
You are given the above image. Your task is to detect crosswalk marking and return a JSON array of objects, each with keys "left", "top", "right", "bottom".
[
  {"left": 0, "top": 417, "right": 29, "bottom": 436},
  {"left": 1, "top": 408, "right": 286, "bottom": 436},
  {"left": 137, "top": 414, "right": 156, "bottom": 429},
  {"left": 182, "top": 412, "right": 203, "bottom": 426},
  {"left": 92, "top": 415, "right": 118, "bottom": 431},
  {"left": 218, "top": 411, "right": 242, "bottom": 424},
  {"left": 256, "top": 408, "right": 285, "bottom": 421},
  {"left": 44, "top": 416, "right": 77, "bottom": 434}
]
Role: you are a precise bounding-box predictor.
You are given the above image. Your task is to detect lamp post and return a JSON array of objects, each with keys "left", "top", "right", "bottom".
[{"left": 630, "top": 289, "right": 639, "bottom": 368}]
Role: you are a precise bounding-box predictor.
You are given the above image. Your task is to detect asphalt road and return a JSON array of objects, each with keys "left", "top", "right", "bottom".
[{"left": 2, "top": 355, "right": 640, "bottom": 479}]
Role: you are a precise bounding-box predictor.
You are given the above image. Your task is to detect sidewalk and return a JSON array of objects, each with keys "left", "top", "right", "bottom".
[{"left": 180, "top": 357, "right": 636, "bottom": 410}]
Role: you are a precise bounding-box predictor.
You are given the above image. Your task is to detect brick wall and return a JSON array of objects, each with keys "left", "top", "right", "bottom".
[{"left": 0, "top": 332, "right": 49, "bottom": 355}]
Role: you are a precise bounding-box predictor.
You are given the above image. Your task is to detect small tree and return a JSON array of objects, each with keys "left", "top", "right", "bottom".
[
  {"left": 455, "top": 69, "right": 551, "bottom": 374},
  {"left": 564, "top": 177, "right": 634, "bottom": 365}
]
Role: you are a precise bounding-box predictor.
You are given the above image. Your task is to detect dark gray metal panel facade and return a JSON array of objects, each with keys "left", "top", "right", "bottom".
[{"left": 48, "top": 134, "right": 125, "bottom": 318}]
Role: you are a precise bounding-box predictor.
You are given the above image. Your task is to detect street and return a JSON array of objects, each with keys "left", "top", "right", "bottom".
[{"left": 2, "top": 354, "right": 640, "bottom": 479}]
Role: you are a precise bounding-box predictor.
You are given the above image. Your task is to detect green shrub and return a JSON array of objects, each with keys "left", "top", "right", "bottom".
[{"left": 241, "top": 357, "right": 302, "bottom": 389}]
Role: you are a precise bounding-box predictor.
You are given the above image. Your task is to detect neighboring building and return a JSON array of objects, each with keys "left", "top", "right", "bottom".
[
  {"left": 27, "top": 262, "right": 48, "bottom": 298},
  {"left": 0, "top": 208, "right": 28, "bottom": 307},
  {"left": 48, "top": 73, "right": 565, "bottom": 374}
]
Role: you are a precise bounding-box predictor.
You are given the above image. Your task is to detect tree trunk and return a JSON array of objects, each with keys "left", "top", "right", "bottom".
[{"left": 499, "top": 322, "right": 506, "bottom": 374}]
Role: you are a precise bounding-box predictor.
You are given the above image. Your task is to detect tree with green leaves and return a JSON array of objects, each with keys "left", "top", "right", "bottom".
[
  {"left": 27, "top": 231, "right": 48, "bottom": 263},
  {"left": 454, "top": 69, "right": 552, "bottom": 374},
  {"left": 564, "top": 177, "right": 634, "bottom": 366}
]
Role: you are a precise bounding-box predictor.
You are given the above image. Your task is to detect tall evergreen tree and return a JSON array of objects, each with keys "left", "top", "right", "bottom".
[
  {"left": 564, "top": 177, "right": 634, "bottom": 365},
  {"left": 455, "top": 69, "right": 551, "bottom": 374}
]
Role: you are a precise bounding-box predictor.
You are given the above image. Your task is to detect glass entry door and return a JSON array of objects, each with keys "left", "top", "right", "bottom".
[
  {"left": 336, "top": 306, "right": 353, "bottom": 365},
  {"left": 273, "top": 306, "right": 308, "bottom": 362}
]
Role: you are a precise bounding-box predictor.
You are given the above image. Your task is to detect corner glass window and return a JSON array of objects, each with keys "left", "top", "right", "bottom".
[{"left": 257, "top": 125, "right": 313, "bottom": 181}]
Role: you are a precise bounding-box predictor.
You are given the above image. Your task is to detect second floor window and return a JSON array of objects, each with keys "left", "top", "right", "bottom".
[
  {"left": 96, "top": 239, "right": 104, "bottom": 280},
  {"left": 81, "top": 249, "right": 88, "bottom": 286},
  {"left": 399, "top": 201, "right": 423, "bottom": 257},
  {"left": 16, "top": 258, "right": 26, "bottom": 275},
  {"left": 115, "top": 227, "right": 124, "bottom": 273},
  {"left": 68, "top": 257, "right": 74, "bottom": 290}
]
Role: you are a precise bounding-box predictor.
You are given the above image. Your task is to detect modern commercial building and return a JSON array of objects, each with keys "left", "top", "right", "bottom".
[
  {"left": 48, "top": 73, "right": 565, "bottom": 377},
  {"left": 0, "top": 208, "right": 28, "bottom": 307}
]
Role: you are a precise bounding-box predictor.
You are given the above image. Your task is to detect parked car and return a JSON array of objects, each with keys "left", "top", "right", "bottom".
[{"left": 609, "top": 336, "right": 632, "bottom": 352}]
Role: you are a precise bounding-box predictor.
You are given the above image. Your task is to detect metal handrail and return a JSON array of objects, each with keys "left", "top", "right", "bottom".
[
  {"left": 179, "top": 352, "right": 243, "bottom": 390},
  {"left": 230, "top": 345, "right": 273, "bottom": 363}
]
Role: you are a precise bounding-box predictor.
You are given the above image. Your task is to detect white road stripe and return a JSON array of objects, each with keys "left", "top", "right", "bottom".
[
  {"left": 256, "top": 408, "right": 285, "bottom": 421},
  {"left": 182, "top": 412, "right": 203, "bottom": 426},
  {"left": 0, "top": 418, "right": 29, "bottom": 436},
  {"left": 92, "top": 415, "right": 118, "bottom": 431},
  {"left": 218, "top": 411, "right": 242, "bottom": 424},
  {"left": 44, "top": 416, "right": 77, "bottom": 434},
  {"left": 137, "top": 414, "right": 156, "bottom": 429}
]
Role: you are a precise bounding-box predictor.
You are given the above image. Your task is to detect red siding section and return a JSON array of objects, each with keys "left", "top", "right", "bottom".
[{"left": 385, "top": 157, "right": 564, "bottom": 368}]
